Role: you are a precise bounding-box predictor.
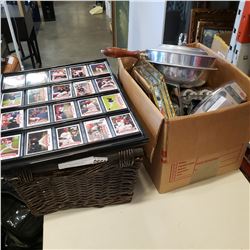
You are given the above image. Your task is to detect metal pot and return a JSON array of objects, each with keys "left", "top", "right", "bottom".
[
  {"left": 153, "top": 44, "right": 217, "bottom": 87},
  {"left": 148, "top": 47, "right": 215, "bottom": 68},
  {"left": 155, "top": 64, "right": 213, "bottom": 88},
  {"left": 157, "top": 44, "right": 208, "bottom": 55},
  {"left": 101, "top": 45, "right": 217, "bottom": 87}
]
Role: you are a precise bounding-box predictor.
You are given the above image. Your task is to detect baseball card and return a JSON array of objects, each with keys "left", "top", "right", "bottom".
[
  {"left": 1, "top": 91, "right": 22, "bottom": 108},
  {"left": 27, "top": 106, "right": 50, "bottom": 126},
  {"left": 26, "top": 71, "right": 48, "bottom": 86},
  {"left": 1, "top": 110, "right": 24, "bottom": 131},
  {"left": 26, "top": 129, "right": 53, "bottom": 155},
  {"left": 101, "top": 93, "right": 127, "bottom": 112},
  {"left": 50, "top": 68, "right": 68, "bottom": 82},
  {"left": 56, "top": 124, "right": 83, "bottom": 149},
  {"left": 52, "top": 83, "right": 72, "bottom": 100},
  {"left": 78, "top": 97, "right": 102, "bottom": 117},
  {"left": 53, "top": 102, "right": 77, "bottom": 121},
  {"left": 110, "top": 113, "right": 139, "bottom": 136},
  {"left": 84, "top": 118, "right": 112, "bottom": 142},
  {"left": 69, "top": 65, "right": 89, "bottom": 79},
  {"left": 73, "top": 80, "right": 95, "bottom": 97},
  {"left": 89, "top": 62, "right": 109, "bottom": 76},
  {"left": 27, "top": 87, "right": 48, "bottom": 104},
  {"left": 95, "top": 76, "right": 117, "bottom": 92},
  {"left": 0, "top": 134, "right": 21, "bottom": 160},
  {"left": 3, "top": 75, "right": 25, "bottom": 89}
]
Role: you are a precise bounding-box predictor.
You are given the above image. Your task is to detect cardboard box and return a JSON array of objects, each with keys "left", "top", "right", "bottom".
[
  {"left": 211, "top": 31, "right": 232, "bottom": 59},
  {"left": 2, "top": 55, "right": 21, "bottom": 73},
  {"left": 118, "top": 43, "right": 250, "bottom": 193}
]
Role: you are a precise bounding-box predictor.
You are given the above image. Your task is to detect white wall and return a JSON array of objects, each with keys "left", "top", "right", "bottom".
[
  {"left": 128, "top": 1, "right": 166, "bottom": 50},
  {"left": 105, "top": 0, "right": 112, "bottom": 19}
]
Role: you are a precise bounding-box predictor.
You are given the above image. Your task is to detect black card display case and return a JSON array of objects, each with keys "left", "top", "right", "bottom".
[{"left": 1, "top": 59, "right": 148, "bottom": 172}]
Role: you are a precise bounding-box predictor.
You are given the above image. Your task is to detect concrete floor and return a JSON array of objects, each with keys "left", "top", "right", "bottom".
[{"left": 24, "top": 1, "right": 118, "bottom": 73}]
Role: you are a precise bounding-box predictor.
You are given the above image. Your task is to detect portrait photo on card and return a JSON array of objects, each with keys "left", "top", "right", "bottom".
[
  {"left": 95, "top": 76, "right": 117, "bottom": 92},
  {"left": 26, "top": 71, "right": 48, "bottom": 86},
  {"left": 56, "top": 124, "right": 83, "bottom": 149},
  {"left": 110, "top": 113, "right": 139, "bottom": 136},
  {"left": 1, "top": 110, "right": 24, "bottom": 131},
  {"left": 0, "top": 134, "right": 21, "bottom": 160},
  {"left": 26, "top": 129, "right": 52, "bottom": 155},
  {"left": 50, "top": 68, "right": 68, "bottom": 82},
  {"left": 69, "top": 65, "right": 89, "bottom": 79},
  {"left": 27, "top": 106, "right": 50, "bottom": 126},
  {"left": 1, "top": 91, "right": 22, "bottom": 108},
  {"left": 90, "top": 62, "right": 109, "bottom": 76},
  {"left": 52, "top": 83, "right": 72, "bottom": 100},
  {"left": 78, "top": 97, "right": 102, "bottom": 117},
  {"left": 73, "top": 80, "right": 95, "bottom": 97},
  {"left": 3, "top": 75, "right": 25, "bottom": 89},
  {"left": 101, "top": 93, "right": 127, "bottom": 112},
  {"left": 53, "top": 102, "right": 76, "bottom": 121},
  {"left": 27, "top": 87, "right": 48, "bottom": 104},
  {"left": 84, "top": 118, "right": 112, "bottom": 142}
]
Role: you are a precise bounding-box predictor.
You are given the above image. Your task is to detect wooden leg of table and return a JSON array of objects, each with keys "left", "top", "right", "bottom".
[
  {"left": 30, "top": 39, "right": 38, "bottom": 63},
  {"left": 27, "top": 40, "right": 36, "bottom": 68},
  {"left": 33, "top": 30, "right": 42, "bottom": 67},
  {"left": 18, "top": 41, "right": 25, "bottom": 58}
]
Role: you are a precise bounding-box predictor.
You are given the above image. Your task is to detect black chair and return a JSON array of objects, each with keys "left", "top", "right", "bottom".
[{"left": 1, "top": 4, "right": 42, "bottom": 68}]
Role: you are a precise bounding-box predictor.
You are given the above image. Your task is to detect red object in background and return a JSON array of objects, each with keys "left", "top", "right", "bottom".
[
  {"left": 237, "top": 1, "right": 250, "bottom": 43},
  {"left": 240, "top": 147, "right": 250, "bottom": 182}
]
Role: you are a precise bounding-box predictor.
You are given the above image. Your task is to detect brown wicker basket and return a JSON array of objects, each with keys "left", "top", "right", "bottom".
[{"left": 5, "top": 148, "right": 143, "bottom": 216}]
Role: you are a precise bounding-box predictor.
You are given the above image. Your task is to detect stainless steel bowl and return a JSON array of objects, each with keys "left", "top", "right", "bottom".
[
  {"left": 147, "top": 49, "right": 216, "bottom": 68},
  {"left": 102, "top": 45, "right": 217, "bottom": 88},
  {"left": 149, "top": 45, "right": 217, "bottom": 88},
  {"left": 155, "top": 64, "right": 217, "bottom": 88}
]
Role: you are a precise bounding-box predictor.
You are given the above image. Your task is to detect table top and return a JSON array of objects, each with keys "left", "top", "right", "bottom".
[
  {"left": 43, "top": 168, "right": 249, "bottom": 250},
  {"left": 1, "top": 4, "right": 30, "bottom": 18}
]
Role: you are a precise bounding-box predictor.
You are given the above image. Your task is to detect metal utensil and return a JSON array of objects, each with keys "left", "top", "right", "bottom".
[
  {"left": 155, "top": 64, "right": 212, "bottom": 88},
  {"left": 158, "top": 44, "right": 208, "bottom": 55},
  {"left": 101, "top": 46, "right": 216, "bottom": 68},
  {"left": 101, "top": 45, "right": 217, "bottom": 87}
]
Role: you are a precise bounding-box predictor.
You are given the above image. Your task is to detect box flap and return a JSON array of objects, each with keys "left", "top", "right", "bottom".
[
  {"left": 216, "top": 32, "right": 232, "bottom": 45},
  {"left": 118, "top": 58, "right": 164, "bottom": 162},
  {"left": 194, "top": 43, "right": 250, "bottom": 97},
  {"left": 211, "top": 33, "right": 230, "bottom": 59},
  {"left": 166, "top": 102, "right": 250, "bottom": 163}
]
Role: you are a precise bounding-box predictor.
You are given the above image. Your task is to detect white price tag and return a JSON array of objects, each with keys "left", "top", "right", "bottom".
[
  {"left": 58, "top": 156, "right": 108, "bottom": 170},
  {"left": 7, "top": 56, "right": 14, "bottom": 65}
]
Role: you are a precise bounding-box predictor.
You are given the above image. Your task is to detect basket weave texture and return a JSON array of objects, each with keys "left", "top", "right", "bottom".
[{"left": 9, "top": 149, "right": 143, "bottom": 216}]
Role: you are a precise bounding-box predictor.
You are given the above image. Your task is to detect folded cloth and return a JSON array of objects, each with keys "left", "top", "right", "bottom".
[{"left": 89, "top": 5, "right": 103, "bottom": 15}]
